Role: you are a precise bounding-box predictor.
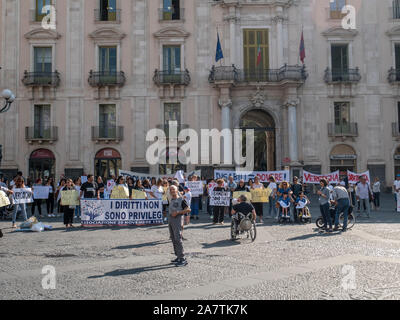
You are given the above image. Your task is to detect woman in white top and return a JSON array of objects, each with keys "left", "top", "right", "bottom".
[
  {"left": 372, "top": 177, "right": 381, "bottom": 210},
  {"left": 252, "top": 176, "right": 265, "bottom": 223},
  {"left": 267, "top": 176, "right": 278, "bottom": 218},
  {"left": 149, "top": 178, "right": 164, "bottom": 200}
]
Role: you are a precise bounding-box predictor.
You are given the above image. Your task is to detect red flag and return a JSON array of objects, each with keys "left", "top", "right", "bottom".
[
  {"left": 299, "top": 31, "right": 306, "bottom": 64},
  {"left": 256, "top": 43, "right": 262, "bottom": 66}
]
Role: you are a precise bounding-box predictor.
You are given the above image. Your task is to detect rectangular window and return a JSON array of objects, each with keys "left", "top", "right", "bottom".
[
  {"left": 163, "top": 0, "right": 180, "bottom": 20},
  {"left": 398, "top": 102, "right": 400, "bottom": 132},
  {"left": 99, "top": 104, "right": 116, "bottom": 138},
  {"left": 163, "top": 45, "right": 181, "bottom": 73},
  {"left": 164, "top": 103, "right": 181, "bottom": 126},
  {"left": 36, "top": 0, "right": 52, "bottom": 21},
  {"left": 34, "top": 105, "right": 51, "bottom": 139},
  {"left": 100, "top": 0, "right": 117, "bottom": 21},
  {"left": 34, "top": 47, "right": 52, "bottom": 73},
  {"left": 334, "top": 102, "right": 350, "bottom": 134},
  {"left": 99, "top": 46, "right": 117, "bottom": 73},
  {"left": 395, "top": 44, "right": 400, "bottom": 70},
  {"left": 330, "top": 0, "right": 346, "bottom": 19},
  {"left": 331, "top": 44, "right": 349, "bottom": 81},
  {"left": 393, "top": 0, "right": 400, "bottom": 19},
  {"left": 243, "top": 29, "right": 269, "bottom": 81}
]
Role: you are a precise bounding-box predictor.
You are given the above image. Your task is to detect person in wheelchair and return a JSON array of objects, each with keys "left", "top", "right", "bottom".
[
  {"left": 295, "top": 192, "right": 311, "bottom": 221},
  {"left": 231, "top": 195, "right": 256, "bottom": 225}
]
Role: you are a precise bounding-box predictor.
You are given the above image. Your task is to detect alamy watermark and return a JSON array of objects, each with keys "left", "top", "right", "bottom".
[{"left": 42, "top": 265, "right": 56, "bottom": 290}]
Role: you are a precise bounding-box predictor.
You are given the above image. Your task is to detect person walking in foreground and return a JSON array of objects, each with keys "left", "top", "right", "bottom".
[
  {"left": 332, "top": 184, "right": 351, "bottom": 232},
  {"left": 168, "top": 185, "right": 191, "bottom": 267},
  {"left": 356, "top": 176, "right": 373, "bottom": 218}
]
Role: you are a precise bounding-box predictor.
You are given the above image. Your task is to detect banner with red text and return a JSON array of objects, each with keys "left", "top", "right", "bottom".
[
  {"left": 214, "top": 170, "right": 290, "bottom": 183},
  {"left": 302, "top": 170, "right": 340, "bottom": 185},
  {"left": 347, "top": 170, "right": 371, "bottom": 184}
]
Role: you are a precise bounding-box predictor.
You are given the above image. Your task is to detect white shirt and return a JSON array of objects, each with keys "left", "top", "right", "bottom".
[
  {"left": 183, "top": 191, "right": 192, "bottom": 207},
  {"left": 372, "top": 182, "right": 381, "bottom": 193},
  {"left": 394, "top": 180, "right": 400, "bottom": 193},
  {"left": 150, "top": 185, "right": 163, "bottom": 200}
]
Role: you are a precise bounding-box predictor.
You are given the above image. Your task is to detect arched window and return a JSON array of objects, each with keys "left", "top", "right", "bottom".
[
  {"left": 330, "top": 144, "right": 357, "bottom": 176},
  {"left": 29, "top": 149, "right": 56, "bottom": 181},
  {"left": 95, "top": 148, "right": 121, "bottom": 179}
]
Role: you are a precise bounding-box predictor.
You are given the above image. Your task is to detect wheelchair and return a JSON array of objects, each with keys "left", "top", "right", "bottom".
[{"left": 231, "top": 212, "right": 257, "bottom": 242}]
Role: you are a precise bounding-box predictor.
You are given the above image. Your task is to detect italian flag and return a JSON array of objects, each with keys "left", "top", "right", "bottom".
[{"left": 256, "top": 43, "right": 262, "bottom": 66}]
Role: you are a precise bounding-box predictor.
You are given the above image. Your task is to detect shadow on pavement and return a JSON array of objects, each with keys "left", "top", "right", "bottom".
[
  {"left": 88, "top": 264, "right": 176, "bottom": 279},
  {"left": 201, "top": 239, "right": 240, "bottom": 249},
  {"left": 112, "top": 240, "right": 170, "bottom": 250},
  {"left": 287, "top": 231, "right": 341, "bottom": 241}
]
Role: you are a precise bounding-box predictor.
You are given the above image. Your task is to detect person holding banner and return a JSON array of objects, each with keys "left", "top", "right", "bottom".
[
  {"left": 251, "top": 176, "right": 265, "bottom": 223},
  {"left": 213, "top": 179, "right": 228, "bottom": 225},
  {"left": 11, "top": 177, "right": 28, "bottom": 229},
  {"left": 61, "top": 179, "right": 78, "bottom": 228}
]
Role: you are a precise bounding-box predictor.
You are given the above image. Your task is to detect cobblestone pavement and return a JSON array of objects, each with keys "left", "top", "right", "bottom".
[{"left": 1, "top": 194, "right": 400, "bottom": 300}]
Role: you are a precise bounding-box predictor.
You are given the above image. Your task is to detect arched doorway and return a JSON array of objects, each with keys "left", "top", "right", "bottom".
[
  {"left": 95, "top": 148, "right": 121, "bottom": 179},
  {"left": 29, "top": 149, "right": 56, "bottom": 181},
  {"left": 330, "top": 144, "right": 357, "bottom": 179},
  {"left": 240, "top": 109, "right": 276, "bottom": 171},
  {"left": 159, "top": 148, "right": 187, "bottom": 175}
]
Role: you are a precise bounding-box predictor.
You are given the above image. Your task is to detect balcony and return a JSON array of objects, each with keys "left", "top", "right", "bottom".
[
  {"left": 88, "top": 71, "right": 126, "bottom": 87},
  {"left": 22, "top": 71, "right": 61, "bottom": 87},
  {"left": 94, "top": 9, "right": 121, "bottom": 23},
  {"left": 156, "top": 124, "right": 190, "bottom": 139},
  {"left": 328, "top": 123, "right": 358, "bottom": 138},
  {"left": 324, "top": 68, "right": 361, "bottom": 84},
  {"left": 25, "top": 126, "right": 58, "bottom": 144},
  {"left": 388, "top": 68, "right": 400, "bottom": 83},
  {"left": 91, "top": 126, "right": 124, "bottom": 143},
  {"left": 158, "top": 8, "right": 185, "bottom": 21},
  {"left": 208, "top": 64, "right": 307, "bottom": 84},
  {"left": 153, "top": 69, "right": 191, "bottom": 86},
  {"left": 393, "top": 123, "right": 400, "bottom": 139}
]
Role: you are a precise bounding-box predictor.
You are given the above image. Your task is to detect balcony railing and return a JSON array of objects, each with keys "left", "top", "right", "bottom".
[
  {"left": 388, "top": 68, "right": 400, "bottom": 83},
  {"left": 153, "top": 69, "right": 191, "bottom": 86},
  {"left": 324, "top": 68, "right": 361, "bottom": 83},
  {"left": 88, "top": 71, "right": 126, "bottom": 87},
  {"left": 328, "top": 123, "right": 358, "bottom": 137},
  {"left": 156, "top": 124, "right": 190, "bottom": 138},
  {"left": 22, "top": 71, "right": 61, "bottom": 87},
  {"left": 94, "top": 9, "right": 121, "bottom": 22},
  {"left": 209, "top": 64, "right": 308, "bottom": 84},
  {"left": 92, "top": 126, "right": 124, "bottom": 141},
  {"left": 393, "top": 123, "right": 400, "bottom": 138},
  {"left": 25, "top": 126, "right": 58, "bottom": 142},
  {"left": 158, "top": 8, "right": 185, "bottom": 21}
]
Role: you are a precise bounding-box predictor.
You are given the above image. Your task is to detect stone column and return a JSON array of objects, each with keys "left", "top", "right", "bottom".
[
  {"left": 218, "top": 85, "right": 232, "bottom": 166},
  {"left": 286, "top": 99, "right": 300, "bottom": 164},
  {"left": 227, "top": 6, "right": 237, "bottom": 65},
  {"left": 274, "top": 6, "right": 284, "bottom": 68}
]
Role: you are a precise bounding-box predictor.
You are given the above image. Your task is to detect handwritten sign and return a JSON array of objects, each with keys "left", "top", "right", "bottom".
[
  {"left": 33, "top": 186, "right": 50, "bottom": 200},
  {"left": 132, "top": 190, "right": 147, "bottom": 199},
  {"left": 186, "top": 181, "right": 203, "bottom": 196},
  {"left": 250, "top": 188, "right": 271, "bottom": 203},
  {"left": 106, "top": 180, "right": 116, "bottom": 193},
  {"left": 0, "top": 191, "right": 10, "bottom": 208},
  {"left": 233, "top": 191, "right": 252, "bottom": 201},
  {"left": 210, "top": 191, "right": 231, "bottom": 207},
  {"left": 12, "top": 188, "right": 34, "bottom": 204},
  {"left": 111, "top": 186, "right": 129, "bottom": 199},
  {"left": 61, "top": 190, "right": 80, "bottom": 206}
]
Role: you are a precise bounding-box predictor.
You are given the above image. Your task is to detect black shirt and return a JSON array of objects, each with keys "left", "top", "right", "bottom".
[
  {"left": 235, "top": 185, "right": 247, "bottom": 192},
  {"left": 233, "top": 202, "right": 255, "bottom": 215},
  {"left": 291, "top": 183, "right": 303, "bottom": 198},
  {"left": 81, "top": 182, "right": 98, "bottom": 199}
]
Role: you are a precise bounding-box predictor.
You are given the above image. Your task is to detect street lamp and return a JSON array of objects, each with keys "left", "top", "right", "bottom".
[{"left": 0, "top": 88, "right": 15, "bottom": 176}]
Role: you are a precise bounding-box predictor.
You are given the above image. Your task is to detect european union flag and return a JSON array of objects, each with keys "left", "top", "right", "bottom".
[{"left": 215, "top": 32, "right": 224, "bottom": 63}]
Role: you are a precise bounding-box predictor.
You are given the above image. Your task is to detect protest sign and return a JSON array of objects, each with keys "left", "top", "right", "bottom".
[
  {"left": 214, "top": 170, "right": 290, "bottom": 183},
  {"left": 347, "top": 170, "right": 371, "bottom": 184},
  {"left": 132, "top": 190, "right": 147, "bottom": 199},
  {"left": 210, "top": 191, "right": 231, "bottom": 206},
  {"left": 186, "top": 181, "right": 203, "bottom": 196},
  {"left": 12, "top": 188, "right": 34, "bottom": 204},
  {"left": 33, "top": 186, "right": 50, "bottom": 200},
  {"left": 106, "top": 180, "right": 116, "bottom": 193},
  {"left": 0, "top": 191, "right": 10, "bottom": 208},
  {"left": 61, "top": 190, "right": 80, "bottom": 206},
  {"left": 302, "top": 170, "right": 340, "bottom": 184},
  {"left": 207, "top": 182, "right": 217, "bottom": 194},
  {"left": 250, "top": 188, "right": 271, "bottom": 203},
  {"left": 233, "top": 191, "right": 252, "bottom": 201},
  {"left": 162, "top": 187, "right": 168, "bottom": 201},
  {"left": 110, "top": 186, "right": 129, "bottom": 199},
  {"left": 80, "top": 199, "right": 163, "bottom": 226}
]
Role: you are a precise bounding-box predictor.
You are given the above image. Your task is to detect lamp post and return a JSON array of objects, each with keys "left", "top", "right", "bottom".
[{"left": 0, "top": 89, "right": 16, "bottom": 177}]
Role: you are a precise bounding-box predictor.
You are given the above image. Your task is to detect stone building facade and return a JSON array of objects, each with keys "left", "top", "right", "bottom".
[{"left": 0, "top": 0, "right": 399, "bottom": 188}]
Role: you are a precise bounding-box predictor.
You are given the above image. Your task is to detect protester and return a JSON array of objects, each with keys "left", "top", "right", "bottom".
[
  {"left": 182, "top": 186, "right": 192, "bottom": 240},
  {"left": 356, "top": 176, "right": 373, "bottom": 218},
  {"left": 291, "top": 177, "right": 303, "bottom": 222},
  {"left": 127, "top": 177, "right": 135, "bottom": 199},
  {"left": 332, "top": 184, "right": 351, "bottom": 232},
  {"left": 80, "top": 175, "right": 98, "bottom": 199},
  {"left": 251, "top": 176, "right": 265, "bottom": 223},
  {"left": 61, "top": 179, "right": 76, "bottom": 229},
  {"left": 45, "top": 177, "right": 55, "bottom": 217},
  {"left": 317, "top": 179, "right": 332, "bottom": 232},
  {"left": 96, "top": 176, "right": 105, "bottom": 199},
  {"left": 235, "top": 179, "right": 247, "bottom": 192},
  {"left": 295, "top": 192, "right": 310, "bottom": 219},
  {"left": 227, "top": 176, "right": 238, "bottom": 217},
  {"left": 168, "top": 185, "right": 191, "bottom": 267},
  {"left": 267, "top": 176, "right": 277, "bottom": 219},
  {"left": 11, "top": 176, "right": 28, "bottom": 229},
  {"left": 277, "top": 181, "right": 292, "bottom": 220},
  {"left": 231, "top": 194, "right": 256, "bottom": 223},
  {"left": 213, "top": 179, "right": 227, "bottom": 225},
  {"left": 149, "top": 178, "right": 164, "bottom": 200},
  {"left": 134, "top": 179, "right": 145, "bottom": 191},
  {"left": 190, "top": 175, "right": 201, "bottom": 221},
  {"left": 393, "top": 174, "right": 400, "bottom": 212},
  {"left": 372, "top": 177, "right": 381, "bottom": 211},
  {"left": 31, "top": 178, "right": 43, "bottom": 218},
  {"left": 73, "top": 177, "right": 81, "bottom": 219},
  {"left": 56, "top": 178, "right": 67, "bottom": 216}
]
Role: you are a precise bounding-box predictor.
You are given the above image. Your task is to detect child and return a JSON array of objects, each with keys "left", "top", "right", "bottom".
[
  {"left": 279, "top": 194, "right": 291, "bottom": 218},
  {"left": 296, "top": 192, "right": 310, "bottom": 218}
]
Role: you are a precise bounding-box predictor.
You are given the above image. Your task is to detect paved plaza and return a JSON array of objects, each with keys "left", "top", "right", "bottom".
[{"left": 1, "top": 194, "right": 400, "bottom": 300}]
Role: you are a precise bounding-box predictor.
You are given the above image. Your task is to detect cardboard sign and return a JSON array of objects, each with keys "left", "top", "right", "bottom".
[
  {"left": 132, "top": 190, "right": 147, "bottom": 199},
  {"left": 12, "top": 188, "right": 34, "bottom": 204},
  {"left": 162, "top": 187, "right": 168, "bottom": 201},
  {"left": 110, "top": 186, "right": 129, "bottom": 199},
  {"left": 233, "top": 191, "right": 252, "bottom": 201},
  {"left": 33, "top": 186, "right": 50, "bottom": 200},
  {"left": 106, "top": 180, "right": 116, "bottom": 193},
  {"left": 210, "top": 191, "right": 231, "bottom": 207},
  {"left": 186, "top": 181, "right": 203, "bottom": 196},
  {"left": 61, "top": 190, "right": 80, "bottom": 206},
  {"left": 250, "top": 188, "right": 271, "bottom": 203},
  {"left": 0, "top": 191, "right": 10, "bottom": 208}
]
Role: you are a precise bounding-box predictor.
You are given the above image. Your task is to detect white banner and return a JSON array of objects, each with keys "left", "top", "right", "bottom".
[
  {"left": 347, "top": 170, "right": 371, "bottom": 185},
  {"left": 33, "top": 186, "right": 50, "bottom": 200},
  {"left": 214, "top": 170, "right": 290, "bottom": 183},
  {"left": 106, "top": 180, "right": 116, "bottom": 193},
  {"left": 120, "top": 170, "right": 202, "bottom": 182},
  {"left": 185, "top": 181, "right": 204, "bottom": 196},
  {"left": 302, "top": 170, "right": 340, "bottom": 184},
  {"left": 80, "top": 199, "right": 163, "bottom": 226},
  {"left": 12, "top": 188, "right": 34, "bottom": 204},
  {"left": 210, "top": 191, "right": 231, "bottom": 207}
]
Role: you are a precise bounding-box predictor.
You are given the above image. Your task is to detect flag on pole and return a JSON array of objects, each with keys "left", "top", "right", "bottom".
[
  {"left": 215, "top": 32, "right": 224, "bottom": 63},
  {"left": 256, "top": 42, "right": 262, "bottom": 66},
  {"left": 299, "top": 30, "right": 306, "bottom": 64}
]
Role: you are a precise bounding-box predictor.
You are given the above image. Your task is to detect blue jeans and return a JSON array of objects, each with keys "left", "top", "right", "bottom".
[
  {"left": 75, "top": 205, "right": 81, "bottom": 218},
  {"left": 12, "top": 203, "right": 27, "bottom": 224},
  {"left": 320, "top": 203, "right": 331, "bottom": 229},
  {"left": 191, "top": 197, "right": 200, "bottom": 216},
  {"left": 268, "top": 196, "right": 277, "bottom": 216},
  {"left": 335, "top": 198, "right": 350, "bottom": 229}
]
